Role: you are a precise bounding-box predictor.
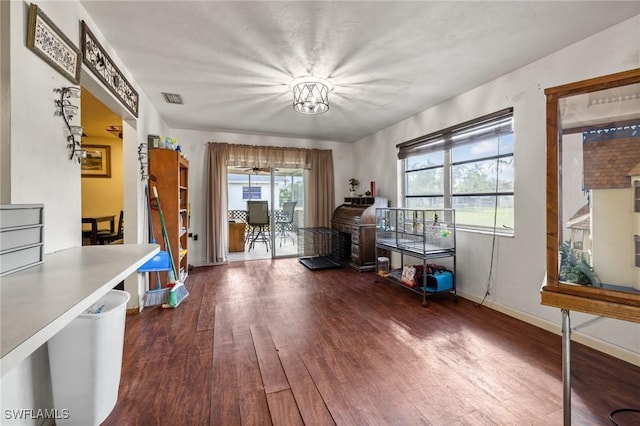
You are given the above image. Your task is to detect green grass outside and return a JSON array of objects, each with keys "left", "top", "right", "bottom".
[{"left": 455, "top": 207, "right": 514, "bottom": 230}]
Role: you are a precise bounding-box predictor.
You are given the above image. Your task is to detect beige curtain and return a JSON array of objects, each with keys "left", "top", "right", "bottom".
[
  {"left": 226, "top": 144, "right": 309, "bottom": 168},
  {"left": 206, "top": 142, "right": 229, "bottom": 264},
  {"left": 306, "top": 149, "right": 335, "bottom": 227},
  {"left": 206, "top": 142, "right": 334, "bottom": 259}
]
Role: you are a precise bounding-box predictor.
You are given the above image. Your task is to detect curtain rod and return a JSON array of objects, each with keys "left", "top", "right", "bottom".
[{"left": 396, "top": 107, "right": 514, "bottom": 149}]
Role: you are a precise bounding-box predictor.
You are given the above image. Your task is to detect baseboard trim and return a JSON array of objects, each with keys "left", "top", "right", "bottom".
[{"left": 457, "top": 289, "right": 640, "bottom": 367}]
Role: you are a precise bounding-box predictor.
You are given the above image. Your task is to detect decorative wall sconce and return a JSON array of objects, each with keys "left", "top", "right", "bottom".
[
  {"left": 55, "top": 86, "right": 86, "bottom": 162},
  {"left": 137, "top": 141, "right": 149, "bottom": 181}
]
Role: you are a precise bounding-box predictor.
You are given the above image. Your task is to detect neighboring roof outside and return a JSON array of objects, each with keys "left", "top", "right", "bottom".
[
  {"left": 583, "top": 137, "right": 640, "bottom": 189},
  {"left": 567, "top": 216, "right": 590, "bottom": 231},
  {"left": 566, "top": 204, "right": 591, "bottom": 230},
  {"left": 628, "top": 162, "right": 640, "bottom": 177}
]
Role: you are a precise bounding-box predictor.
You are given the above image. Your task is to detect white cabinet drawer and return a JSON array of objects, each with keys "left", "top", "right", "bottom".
[
  {"left": 0, "top": 205, "right": 43, "bottom": 228},
  {"left": 1, "top": 204, "right": 44, "bottom": 276},
  {"left": 1, "top": 226, "right": 43, "bottom": 252},
  {"left": 0, "top": 245, "right": 44, "bottom": 275}
]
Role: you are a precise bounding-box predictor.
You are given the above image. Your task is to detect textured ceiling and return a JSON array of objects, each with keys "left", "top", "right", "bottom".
[{"left": 80, "top": 1, "right": 640, "bottom": 143}]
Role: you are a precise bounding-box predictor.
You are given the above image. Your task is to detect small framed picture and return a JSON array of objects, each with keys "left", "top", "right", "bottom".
[
  {"left": 81, "top": 145, "right": 111, "bottom": 178},
  {"left": 26, "top": 4, "right": 81, "bottom": 84}
]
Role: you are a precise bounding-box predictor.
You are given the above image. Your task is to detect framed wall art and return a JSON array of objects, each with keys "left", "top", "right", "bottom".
[
  {"left": 81, "top": 21, "right": 139, "bottom": 117},
  {"left": 81, "top": 145, "right": 111, "bottom": 178},
  {"left": 26, "top": 4, "right": 81, "bottom": 84}
]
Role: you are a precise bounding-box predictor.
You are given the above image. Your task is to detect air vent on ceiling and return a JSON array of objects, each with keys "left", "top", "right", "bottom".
[{"left": 161, "top": 92, "right": 184, "bottom": 105}]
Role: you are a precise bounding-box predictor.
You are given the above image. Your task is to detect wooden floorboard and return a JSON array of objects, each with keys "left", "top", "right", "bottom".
[
  {"left": 103, "top": 258, "right": 640, "bottom": 425},
  {"left": 266, "top": 389, "right": 304, "bottom": 426},
  {"left": 278, "top": 348, "right": 336, "bottom": 426},
  {"left": 250, "top": 324, "right": 290, "bottom": 394}
]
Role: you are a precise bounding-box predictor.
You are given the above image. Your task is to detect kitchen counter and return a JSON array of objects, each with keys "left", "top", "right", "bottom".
[{"left": 0, "top": 243, "right": 159, "bottom": 376}]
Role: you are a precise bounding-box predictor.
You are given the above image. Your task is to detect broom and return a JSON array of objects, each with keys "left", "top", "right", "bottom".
[
  {"left": 152, "top": 186, "right": 189, "bottom": 308},
  {"left": 144, "top": 184, "right": 171, "bottom": 307}
]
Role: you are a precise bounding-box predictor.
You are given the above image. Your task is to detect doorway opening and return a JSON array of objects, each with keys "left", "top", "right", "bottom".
[
  {"left": 80, "top": 88, "right": 124, "bottom": 246},
  {"left": 227, "top": 166, "right": 304, "bottom": 261}
]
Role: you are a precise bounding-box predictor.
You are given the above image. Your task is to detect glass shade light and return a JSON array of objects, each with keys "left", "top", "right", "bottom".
[
  {"left": 62, "top": 104, "right": 78, "bottom": 117},
  {"left": 290, "top": 76, "right": 332, "bottom": 114},
  {"left": 65, "top": 87, "right": 81, "bottom": 98},
  {"left": 68, "top": 125, "right": 84, "bottom": 136}
]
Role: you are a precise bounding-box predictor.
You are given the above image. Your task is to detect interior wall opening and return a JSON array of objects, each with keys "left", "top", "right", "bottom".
[{"left": 80, "top": 88, "right": 124, "bottom": 247}]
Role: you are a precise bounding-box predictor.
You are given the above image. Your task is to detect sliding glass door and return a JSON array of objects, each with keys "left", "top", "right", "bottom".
[{"left": 227, "top": 166, "right": 304, "bottom": 260}]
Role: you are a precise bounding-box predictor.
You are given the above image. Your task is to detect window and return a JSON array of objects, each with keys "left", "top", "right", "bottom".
[
  {"left": 636, "top": 235, "right": 640, "bottom": 268},
  {"left": 242, "top": 186, "right": 261, "bottom": 200},
  {"left": 398, "top": 108, "right": 514, "bottom": 234},
  {"left": 635, "top": 181, "right": 640, "bottom": 213}
]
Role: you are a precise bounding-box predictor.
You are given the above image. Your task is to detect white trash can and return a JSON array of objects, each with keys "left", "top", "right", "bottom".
[{"left": 48, "top": 290, "right": 130, "bottom": 426}]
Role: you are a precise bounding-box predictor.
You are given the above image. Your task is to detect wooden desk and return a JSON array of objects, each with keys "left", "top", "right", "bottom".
[
  {"left": 229, "top": 221, "right": 246, "bottom": 252},
  {"left": 82, "top": 215, "right": 115, "bottom": 245}
]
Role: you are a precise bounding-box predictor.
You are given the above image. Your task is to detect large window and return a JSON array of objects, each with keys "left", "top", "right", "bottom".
[{"left": 399, "top": 108, "right": 514, "bottom": 234}]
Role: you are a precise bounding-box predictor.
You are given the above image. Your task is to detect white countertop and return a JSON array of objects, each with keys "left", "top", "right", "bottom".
[{"left": 0, "top": 244, "right": 159, "bottom": 376}]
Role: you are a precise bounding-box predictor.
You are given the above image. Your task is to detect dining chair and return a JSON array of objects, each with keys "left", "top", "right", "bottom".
[
  {"left": 245, "top": 201, "right": 270, "bottom": 252},
  {"left": 97, "top": 210, "right": 124, "bottom": 245},
  {"left": 275, "top": 201, "right": 297, "bottom": 247}
]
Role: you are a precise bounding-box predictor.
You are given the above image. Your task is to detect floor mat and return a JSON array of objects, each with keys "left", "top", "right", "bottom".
[{"left": 298, "top": 256, "right": 343, "bottom": 270}]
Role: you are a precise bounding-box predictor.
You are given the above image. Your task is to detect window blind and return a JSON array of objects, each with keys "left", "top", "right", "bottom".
[{"left": 397, "top": 108, "right": 514, "bottom": 160}]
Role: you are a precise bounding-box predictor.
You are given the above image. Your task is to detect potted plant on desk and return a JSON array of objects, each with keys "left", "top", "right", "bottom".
[{"left": 349, "top": 178, "right": 360, "bottom": 196}]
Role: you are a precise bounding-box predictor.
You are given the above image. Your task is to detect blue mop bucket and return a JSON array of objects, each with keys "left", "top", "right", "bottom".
[{"left": 138, "top": 251, "right": 172, "bottom": 272}]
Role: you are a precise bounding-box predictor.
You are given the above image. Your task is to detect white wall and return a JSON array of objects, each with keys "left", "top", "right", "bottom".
[
  {"left": 9, "top": 1, "right": 82, "bottom": 253},
  {"left": 1, "top": 2, "right": 169, "bottom": 424},
  {"left": 353, "top": 15, "right": 640, "bottom": 363},
  {"left": 170, "top": 129, "right": 353, "bottom": 266}
]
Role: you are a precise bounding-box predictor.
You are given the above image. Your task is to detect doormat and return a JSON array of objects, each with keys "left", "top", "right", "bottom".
[{"left": 298, "top": 256, "right": 342, "bottom": 270}]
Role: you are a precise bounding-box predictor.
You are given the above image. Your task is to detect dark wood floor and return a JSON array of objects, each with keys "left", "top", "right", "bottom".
[{"left": 103, "top": 258, "right": 640, "bottom": 425}]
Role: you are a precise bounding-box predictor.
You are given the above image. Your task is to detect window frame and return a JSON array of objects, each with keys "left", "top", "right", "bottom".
[
  {"left": 242, "top": 186, "right": 261, "bottom": 200},
  {"left": 398, "top": 108, "right": 514, "bottom": 235}
]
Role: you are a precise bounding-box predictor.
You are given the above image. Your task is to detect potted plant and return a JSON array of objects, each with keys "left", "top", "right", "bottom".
[{"left": 348, "top": 178, "right": 360, "bottom": 196}]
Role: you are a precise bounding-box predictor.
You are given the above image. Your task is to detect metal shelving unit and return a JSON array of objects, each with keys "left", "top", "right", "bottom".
[{"left": 374, "top": 207, "right": 457, "bottom": 306}]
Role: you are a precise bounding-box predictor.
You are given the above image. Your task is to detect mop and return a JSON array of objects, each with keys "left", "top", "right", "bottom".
[
  {"left": 143, "top": 184, "right": 171, "bottom": 307},
  {"left": 152, "top": 186, "right": 189, "bottom": 308}
]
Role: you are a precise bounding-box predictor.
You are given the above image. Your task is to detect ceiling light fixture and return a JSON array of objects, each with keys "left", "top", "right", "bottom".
[{"left": 290, "top": 76, "right": 332, "bottom": 114}]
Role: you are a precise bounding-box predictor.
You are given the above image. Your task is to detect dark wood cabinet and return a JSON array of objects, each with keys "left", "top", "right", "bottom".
[{"left": 331, "top": 197, "right": 388, "bottom": 272}]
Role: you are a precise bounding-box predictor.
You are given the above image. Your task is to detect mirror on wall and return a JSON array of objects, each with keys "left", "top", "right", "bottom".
[{"left": 542, "top": 68, "right": 640, "bottom": 322}]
